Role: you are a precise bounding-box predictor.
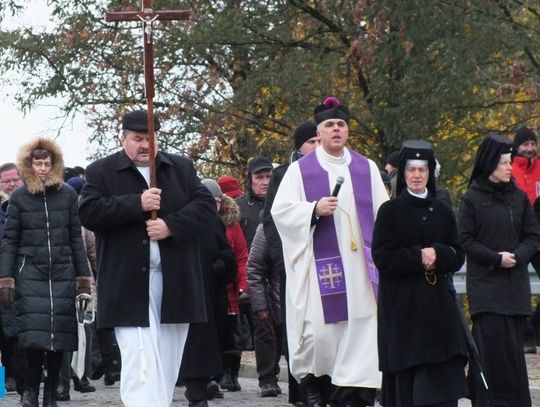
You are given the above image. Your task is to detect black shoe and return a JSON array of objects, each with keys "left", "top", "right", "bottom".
[
  {"left": 274, "top": 382, "right": 282, "bottom": 395},
  {"left": 260, "top": 383, "right": 278, "bottom": 397},
  {"left": 104, "top": 371, "right": 120, "bottom": 386},
  {"left": 219, "top": 369, "right": 235, "bottom": 391},
  {"left": 90, "top": 363, "right": 105, "bottom": 380},
  {"left": 206, "top": 380, "right": 222, "bottom": 399},
  {"left": 231, "top": 372, "right": 241, "bottom": 391},
  {"left": 73, "top": 376, "right": 96, "bottom": 393},
  {"left": 305, "top": 385, "right": 324, "bottom": 407},
  {"left": 21, "top": 389, "right": 39, "bottom": 407},
  {"left": 524, "top": 344, "right": 537, "bottom": 354},
  {"left": 5, "top": 376, "right": 16, "bottom": 392},
  {"left": 55, "top": 388, "right": 70, "bottom": 401},
  {"left": 188, "top": 401, "right": 209, "bottom": 407}
]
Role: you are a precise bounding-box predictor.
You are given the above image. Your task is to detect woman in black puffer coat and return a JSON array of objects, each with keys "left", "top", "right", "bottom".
[
  {"left": 0, "top": 137, "right": 91, "bottom": 407},
  {"left": 459, "top": 133, "right": 540, "bottom": 407}
]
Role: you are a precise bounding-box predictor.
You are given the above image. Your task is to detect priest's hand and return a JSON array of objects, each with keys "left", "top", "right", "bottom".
[
  {"left": 499, "top": 251, "right": 516, "bottom": 268},
  {"left": 146, "top": 218, "right": 171, "bottom": 241},
  {"left": 421, "top": 247, "right": 436, "bottom": 271},
  {"left": 141, "top": 188, "right": 162, "bottom": 212},
  {"left": 315, "top": 197, "right": 338, "bottom": 217}
]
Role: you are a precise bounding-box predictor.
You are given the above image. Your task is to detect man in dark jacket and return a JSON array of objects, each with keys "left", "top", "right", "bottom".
[
  {"left": 79, "top": 110, "right": 216, "bottom": 407},
  {"left": 262, "top": 121, "right": 319, "bottom": 405},
  {"left": 0, "top": 162, "right": 23, "bottom": 394},
  {"left": 511, "top": 126, "right": 540, "bottom": 353},
  {"left": 236, "top": 155, "right": 273, "bottom": 249}
]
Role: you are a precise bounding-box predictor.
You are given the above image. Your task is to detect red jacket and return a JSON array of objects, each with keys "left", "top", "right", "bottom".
[
  {"left": 512, "top": 155, "right": 540, "bottom": 204},
  {"left": 220, "top": 195, "right": 248, "bottom": 314}
]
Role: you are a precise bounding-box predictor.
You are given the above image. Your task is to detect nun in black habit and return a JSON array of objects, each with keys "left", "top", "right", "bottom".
[
  {"left": 458, "top": 133, "right": 540, "bottom": 407},
  {"left": 372, "top": 140, "right": 469, "bottom": 407}
]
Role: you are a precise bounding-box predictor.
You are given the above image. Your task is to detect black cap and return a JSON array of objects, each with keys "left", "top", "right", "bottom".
[
  {"left": 396, "top": 140, "right": 437, "bottom": 196},
  {"left": 386, "top": 151, "right": 400, "bottom": 167},
  {"left": 514, "top": 126, "right": 537, "bottom": 148},
  {"left": 122, "top": 110, "right": 161, "bottom": 132},
  {"left": 247, "top": 156, "right": 273, "bottom": 174},
  {"left": 294, "top": 121, "right": 318, "bottom": 150},
  {"left": 314, "top": 97, "right": 350, "bottom": 124},
  {"left": 469, "top": 133, "right": 513, "bottom": 186}
]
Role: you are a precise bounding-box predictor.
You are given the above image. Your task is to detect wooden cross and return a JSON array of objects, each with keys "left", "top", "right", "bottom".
[{"left": 106, "top": 1, "right": 190, "bottom": 218}]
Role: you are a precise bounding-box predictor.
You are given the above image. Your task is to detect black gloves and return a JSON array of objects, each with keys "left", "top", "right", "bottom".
[{"left": 0, "top": 287, "right": 14, "bottom": 309}]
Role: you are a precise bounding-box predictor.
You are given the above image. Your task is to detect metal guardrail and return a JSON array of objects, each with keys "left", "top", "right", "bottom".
[{"left": 453, "top": 265, "right": 540, "bottom": 294}]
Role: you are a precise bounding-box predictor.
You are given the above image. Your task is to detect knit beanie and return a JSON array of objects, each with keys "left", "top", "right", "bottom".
[
  {"left": 294, "top": 121, "right": 318, "bottom": 150},
  {"left": 514, "top": 126, "right": 537, "bottom": 148}
]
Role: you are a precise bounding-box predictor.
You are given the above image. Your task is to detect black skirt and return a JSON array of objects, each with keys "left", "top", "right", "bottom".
[
  {"left": 468, "top": 313, "right": 531, "bottom": 407},
  {"left": 381, "top": 356, "right": 468, "bottom": 406}
]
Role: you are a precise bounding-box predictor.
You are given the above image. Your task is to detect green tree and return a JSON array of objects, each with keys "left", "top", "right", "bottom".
[{"left": 1, "top": 0, "right": 540, "bottom": 192}]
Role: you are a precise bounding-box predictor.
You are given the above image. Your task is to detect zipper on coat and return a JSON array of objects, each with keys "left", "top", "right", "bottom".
[
  {"left": 18, "top": 255, "right": 26, "bottom": 275},
  {"left": 43, "top": 193, "right": 55, "bottom": 351}
]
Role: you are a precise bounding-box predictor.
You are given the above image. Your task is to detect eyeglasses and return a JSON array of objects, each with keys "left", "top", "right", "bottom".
[{"left": 0, "top": 177, "right": 21, "bottom": 185}]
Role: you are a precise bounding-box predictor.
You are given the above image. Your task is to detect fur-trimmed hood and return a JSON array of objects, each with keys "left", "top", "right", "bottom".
[
  {"left": 17, "top": 137, "right": 65, "bottom": 195},
  {"left": 219, "top": 194, "right": 241, "bottom": 226}
]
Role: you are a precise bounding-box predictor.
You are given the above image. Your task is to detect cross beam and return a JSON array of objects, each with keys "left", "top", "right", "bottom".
[{"left": 106, "top": 0, "right": 191, "bottom": 219}]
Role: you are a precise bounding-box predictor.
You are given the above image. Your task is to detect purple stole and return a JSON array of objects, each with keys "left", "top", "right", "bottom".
[{"left": 299, "top": 150, "right": 378, "bottom": 324}]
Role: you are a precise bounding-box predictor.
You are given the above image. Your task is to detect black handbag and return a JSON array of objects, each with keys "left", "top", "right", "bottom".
[{"left": 232, "top": 311, "right": 253, "bottom": 351}]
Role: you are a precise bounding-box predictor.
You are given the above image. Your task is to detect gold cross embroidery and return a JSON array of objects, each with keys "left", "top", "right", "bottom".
[{"left": 319, "top": 263, "right": 344, "bottom": 289}]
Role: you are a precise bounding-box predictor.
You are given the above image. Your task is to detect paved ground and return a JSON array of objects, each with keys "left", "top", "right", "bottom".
[{"left": 2, "top": 351, "right": 540, "bottom": 406}]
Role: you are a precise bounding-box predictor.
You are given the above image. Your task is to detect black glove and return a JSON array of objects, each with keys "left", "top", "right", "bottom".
[
  {"left": 212, "top": 259, "right": 226, "bottom": 276},
  {"left": 76, "top": 286, "right": 91, "bottom": 297},
  {"left": 0, "top": 287, "right": 14, "bottom": 309}
]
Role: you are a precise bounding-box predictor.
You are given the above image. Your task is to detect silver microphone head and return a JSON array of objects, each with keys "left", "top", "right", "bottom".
[{"left": 336, "top": 176, "right": 345, "bottom": 185}]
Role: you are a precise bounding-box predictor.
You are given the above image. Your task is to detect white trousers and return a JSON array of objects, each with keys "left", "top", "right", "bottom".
[{"left": 115, "top": 269, "right": 189, "bottom": 407}]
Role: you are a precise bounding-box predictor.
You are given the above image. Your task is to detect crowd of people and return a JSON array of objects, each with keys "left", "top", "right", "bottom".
[{"left": 0, "top": 97, "right": 540, "bottom": 407}]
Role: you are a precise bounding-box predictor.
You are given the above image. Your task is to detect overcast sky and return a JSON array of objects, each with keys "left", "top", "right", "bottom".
[{"left": 0, "top": 2, "right": 92, "bottom": 168}]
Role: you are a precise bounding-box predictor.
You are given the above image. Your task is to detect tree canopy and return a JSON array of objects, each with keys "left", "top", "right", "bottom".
[{"left": 1, "top": 0, "right": 540, "bottom": 197}]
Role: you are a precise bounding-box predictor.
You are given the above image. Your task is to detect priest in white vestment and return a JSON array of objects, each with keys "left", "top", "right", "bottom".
[{"left": 271, "top": 97, "right": 388, "bottom": 406}]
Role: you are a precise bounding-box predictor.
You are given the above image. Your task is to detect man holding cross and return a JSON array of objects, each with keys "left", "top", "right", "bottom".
[{"left": 79, "top": 111, "right": 215, "bottom": 407}]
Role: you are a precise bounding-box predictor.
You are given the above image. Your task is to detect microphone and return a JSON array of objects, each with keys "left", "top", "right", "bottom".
[{"left": 331, "top": 176, "right": 345, "bottom": 197}]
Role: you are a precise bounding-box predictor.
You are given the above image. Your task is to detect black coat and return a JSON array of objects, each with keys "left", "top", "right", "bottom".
[
  {"left": 458, "top": 179, "right": 540, "bottom": 317},
  {"left": 372, "top": 190, "right": 468, "bottom": 373},
  {"left": 180, "top": 217, "right": 236, "bottom": 379},
  {"left": 79, "top": 150, "right": 216, "bottom": 328},
  {"left": 247, "top": 224, "right": 281, "bottom": 324},
  {"left": 263, "top": 164, "right": 287, "bottom": 280},
  {"left": 0, "top": 200, "right": 17, "bottom": 339},
  {"left": 0, "top": 185, "right": 90, "bottom": 351},
  {"left": 236, "top": 191, "right": 265, "bottom": 249}
]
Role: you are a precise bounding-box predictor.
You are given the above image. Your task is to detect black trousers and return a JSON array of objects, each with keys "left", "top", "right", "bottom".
[
  {"left": 25, "top": 349, "right": 63, "bottom": 390},
  {"left": 253, "top": 312, "right": 282, "bottom": 387},
  {"left": 469, "top": 313, "right": 531, "bottom": 407},
  {"left": 0, "top": 325, "right": 15, "bottom": 377}
]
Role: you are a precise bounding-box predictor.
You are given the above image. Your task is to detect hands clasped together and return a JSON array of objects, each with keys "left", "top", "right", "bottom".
[
  {"left": 421, "top": 247, "right": 436, "bottom": 271},
  {"left": 499, "top": 251, "right": 516, "bottom": 268}
]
